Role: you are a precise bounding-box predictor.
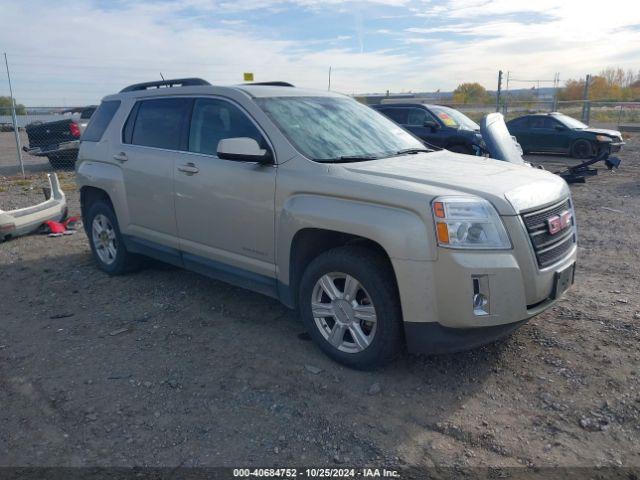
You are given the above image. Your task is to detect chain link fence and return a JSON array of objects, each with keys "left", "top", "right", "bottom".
[{"left": 0, "top": 106, "right": 94, "bottom": 177}]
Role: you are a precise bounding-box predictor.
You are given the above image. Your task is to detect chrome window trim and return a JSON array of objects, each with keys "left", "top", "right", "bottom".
[{"left": 118, "top": 94, "right": 277, "bottom": 164}]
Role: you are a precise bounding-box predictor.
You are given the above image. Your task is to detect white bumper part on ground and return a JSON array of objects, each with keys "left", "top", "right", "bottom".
[{"left": 0, "top": 173, "right": 67, "bottom": 240}]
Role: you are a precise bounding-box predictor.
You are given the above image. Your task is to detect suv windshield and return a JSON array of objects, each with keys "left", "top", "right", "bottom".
[
  {"left": 555, "top": 114, "right": 588, "bottom": 129},
  {"left": 256, "top": 96, "right": 426, "bottom": 162},
  {"left": 429, "top": 105, "right": 479, "bottom": 131}
]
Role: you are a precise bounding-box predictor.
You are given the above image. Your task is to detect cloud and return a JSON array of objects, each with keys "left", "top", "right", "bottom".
[
  {"left": 0, "top": 0, "right": 639, "bottom": 104},
  {"left": 401, "top": 0, "right": 640, "bottom": 89}
]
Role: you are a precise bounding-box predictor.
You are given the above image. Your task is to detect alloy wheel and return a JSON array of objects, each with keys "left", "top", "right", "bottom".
[
  {"left": 310, "top": 272, "right": 377, "bottom": 353},
  {"left": 92, "top": 213, "right": 118, "bottom": 265}
]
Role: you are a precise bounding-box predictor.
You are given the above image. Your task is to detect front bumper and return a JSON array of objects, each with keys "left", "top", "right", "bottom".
[
  {"left": 597, "top": 140, "right": 625, "bottom": 154},
  {"left": 392, "top": 212, "right": 577, "bottom": 354},
  {"left": 608, "top": 141, "right": 624, "bottom": 153},
  {"left": 404, "top": 319, "right": 528, "bottom": 354}
]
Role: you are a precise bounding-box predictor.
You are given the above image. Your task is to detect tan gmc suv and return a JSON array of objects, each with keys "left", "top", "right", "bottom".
[{"left": 76, "top": 78, "right": 577, "bottom": 369}]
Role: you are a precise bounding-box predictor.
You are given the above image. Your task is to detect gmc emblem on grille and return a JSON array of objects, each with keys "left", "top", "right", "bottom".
[{"left": 547, "top": 210, "right": 572, "bottom": 235}]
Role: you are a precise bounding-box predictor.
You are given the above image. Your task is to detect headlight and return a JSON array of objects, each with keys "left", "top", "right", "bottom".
[
  {"left": 596, "top": 135, "right": 612, "bottom": 142},
  {"left": 432, "top": 196, "right": 511, "bottom": 249}
]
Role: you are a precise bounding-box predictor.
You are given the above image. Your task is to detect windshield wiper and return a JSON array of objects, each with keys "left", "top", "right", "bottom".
[
  {"left": 395, "top": 148, "right": 433, "bottom": 155},
  {"left": 316, "top": 155, "right": 380, "bottom": 163}
]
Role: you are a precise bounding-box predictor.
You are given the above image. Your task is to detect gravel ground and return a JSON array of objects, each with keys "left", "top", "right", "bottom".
[{"left": 0, "top": 136, "right": 638, "bottom": 471}]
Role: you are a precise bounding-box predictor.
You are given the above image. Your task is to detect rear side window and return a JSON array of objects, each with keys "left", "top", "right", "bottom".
[
  {"left": 126, "top": 98, "right": 192, "bottom": 150},
  {"left": 81, "top": 101, "right": 120, "bottom": 142},
  {"left": 377, "top": 107, "right": 408, "bottom": 125},
  {"left": 188, "top": 98, "right": 265, "bottom": 156}
]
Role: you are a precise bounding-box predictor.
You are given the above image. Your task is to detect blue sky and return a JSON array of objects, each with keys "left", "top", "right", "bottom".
[{"left": 1, "top": 0, "right": 639, "bottom": 105}]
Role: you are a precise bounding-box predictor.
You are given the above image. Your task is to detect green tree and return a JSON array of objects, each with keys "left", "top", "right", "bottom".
[
  {"left": 452, "top": 82, "right": 489, "bottom": 104},
  {"left": 0, "top": 96, "right": 26, "bottom": 115}
]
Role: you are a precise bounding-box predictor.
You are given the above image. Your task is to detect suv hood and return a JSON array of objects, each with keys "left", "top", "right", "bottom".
[{"left": 343, "top": 151, "right": 569, "bottom": 215}]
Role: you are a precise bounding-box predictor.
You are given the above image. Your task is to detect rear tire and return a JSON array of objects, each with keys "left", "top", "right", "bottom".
[
  {"left": 298, "top": 246, "right": 403, "bottom": 370},
  {"left": 85, "top": 200, "right": 140, "bottom": 275},
  {"left": 570, "top": 139, "right": 594, "bottom": 159}
]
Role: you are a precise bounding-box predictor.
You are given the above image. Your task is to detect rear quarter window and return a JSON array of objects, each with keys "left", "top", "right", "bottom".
[
  {"left": 81, "top": 101, "right": 120, "bottom": 142},
  {"left": 125, "top": 98, "right": 192, "bottom": 150}
]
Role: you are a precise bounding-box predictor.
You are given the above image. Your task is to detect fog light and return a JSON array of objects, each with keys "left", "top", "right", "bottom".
[
  {"left": 472, "top": 275, "right": 491, "bottom": 316},
  {"left": 473, "top": 293, "right": 487, "bottom": 309}
]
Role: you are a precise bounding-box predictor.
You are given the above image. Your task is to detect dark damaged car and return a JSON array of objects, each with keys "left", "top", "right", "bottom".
[
  {"left": 506, "top": 112, "right": 624, "bottom": 159},
  {"left": 372, "top": 103, "right": 486, "bottom": 155}
]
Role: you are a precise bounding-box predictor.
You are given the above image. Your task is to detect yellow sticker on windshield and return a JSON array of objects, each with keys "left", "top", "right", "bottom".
[{"left": 437, "top": 112, "right": 457, "bottom": 127}]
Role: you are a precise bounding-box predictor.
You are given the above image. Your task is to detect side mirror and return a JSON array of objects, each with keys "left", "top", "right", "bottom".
[
  {"left": 217, "top": 137, "right": 272, "bottom": 164},
  {"left": 424, "top": 120, "right": 439, "bottom": 130},
  {"left": 554, "top": 125, "right": 566, "bottom": 131}
]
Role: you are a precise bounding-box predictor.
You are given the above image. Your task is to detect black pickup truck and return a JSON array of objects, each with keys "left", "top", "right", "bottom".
[{"left": 23, "top": 106, "right": 96, "bottom": 168}]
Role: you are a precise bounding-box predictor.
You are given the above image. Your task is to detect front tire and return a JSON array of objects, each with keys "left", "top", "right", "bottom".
[
  {"left": 298, "top": 246, "right": 403, "bottom": 369},
  {"left": 85, "top": 200, "right": 140, "bottom": 275},
  {"left": 570, "top": 139, "right": 594, "bottom": 159}
]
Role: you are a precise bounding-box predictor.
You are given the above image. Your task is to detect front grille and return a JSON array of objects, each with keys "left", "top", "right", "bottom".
[{"left": 521, "top": 199, "right": 576, "bottom": 268}]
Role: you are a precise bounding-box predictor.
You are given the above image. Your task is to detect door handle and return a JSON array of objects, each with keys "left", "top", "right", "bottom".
[
  {"left": 113, "top": 152, "right": 128, "bottom": 163},
  {"left": 177, "top": 163, "right": 199, "bottom": 175}
]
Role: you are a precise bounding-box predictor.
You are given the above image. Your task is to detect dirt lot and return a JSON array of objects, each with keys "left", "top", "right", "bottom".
[{"left": 0, "top": 137, "right": 639, "bottom": 472}]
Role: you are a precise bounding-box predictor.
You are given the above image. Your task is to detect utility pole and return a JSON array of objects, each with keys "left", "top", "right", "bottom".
[
  {"left": 581, "top": 74, "right": 591, "bottom": 123},
  {"left": 503, "top": 71, "right": 510, "bottom": 115},
  {"left": 328, "top": 66, "right": 332, "bottom": 91},
  {"left": 552, "top": 72, "right": 560, "bottom": 112},
  {"left": 496, "top": 70, "right": 503, "bottom": 112},
  {"left": 3, "top": 53, "right": 25, "bottom": 177}
]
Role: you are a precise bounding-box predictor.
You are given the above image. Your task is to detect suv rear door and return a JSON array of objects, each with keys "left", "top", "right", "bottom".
[
  {"left": 118, "top": 97, "right": 191, "bottom": 254},
  {"left": 173, "top": 97, "right": 277, "bottom": 292}
]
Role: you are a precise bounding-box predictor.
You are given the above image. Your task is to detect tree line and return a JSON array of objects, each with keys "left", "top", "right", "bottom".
[
  {"left": 450, "top": 67, "right": 640, "bottom": 104},
  {"left": 0, "top": 96, "right": 26, "bottom": 115},
  {"left": 558, "top": 68, "right": 640, "bottom": 101}
]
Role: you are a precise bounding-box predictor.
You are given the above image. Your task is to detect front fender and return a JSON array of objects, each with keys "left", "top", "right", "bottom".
[
  {"left": 276, "top": 194, "right": 438, "bottom": 324},
  {"left": 276, "top": 194, "right": 434, "bottom": 285}
]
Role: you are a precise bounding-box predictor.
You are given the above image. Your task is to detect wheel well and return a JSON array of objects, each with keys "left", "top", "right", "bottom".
[
  {"left": 80, "top": 186, "right": 112, "bottom": 224},
  {"left": 287, "top": 228, "right": 395, "bottom": 308}
]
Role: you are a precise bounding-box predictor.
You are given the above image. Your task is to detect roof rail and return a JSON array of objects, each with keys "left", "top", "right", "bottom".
[
  {"left": 243, "top": 81, "right": 294, "bottom": 87},
  {"left": 120, "top": 78, "right": 211, "bottom": 93}
]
